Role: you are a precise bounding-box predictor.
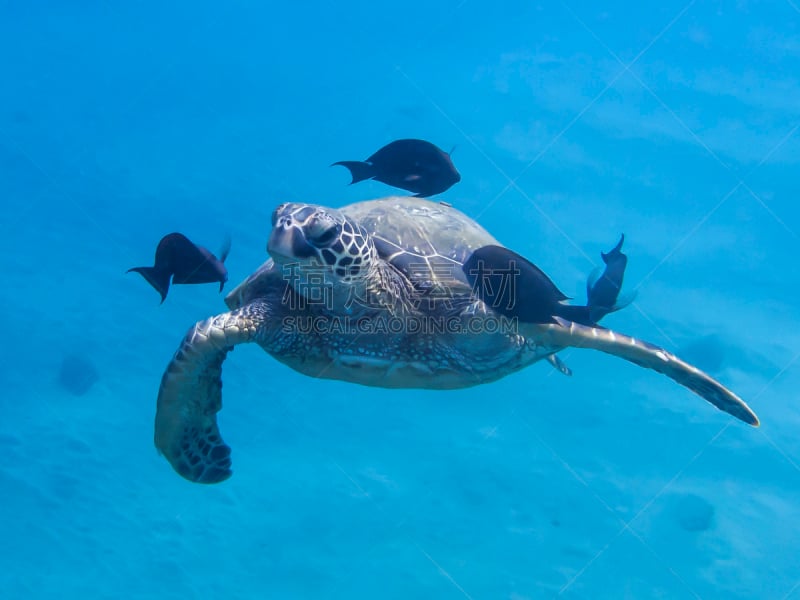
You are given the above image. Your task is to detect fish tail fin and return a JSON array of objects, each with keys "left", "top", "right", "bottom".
[
  {"left": 331, "top": 161, "right": 374, "bottom": 184},
  {"left": 601, "top": 233, "right": 625, "bottom": 263},
  {"left": 218, "top": 235, "right": 232, "bottom": 263},
  {"left": 127, "top": 266, "right": 171, "bottom": 303}
]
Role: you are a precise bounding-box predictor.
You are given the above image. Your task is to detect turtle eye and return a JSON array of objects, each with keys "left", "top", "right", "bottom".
[{"left": 307, "top": 219, "right": 340, "bottom": 247}]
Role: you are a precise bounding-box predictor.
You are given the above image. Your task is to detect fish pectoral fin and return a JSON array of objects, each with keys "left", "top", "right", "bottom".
[
  {"left": 589, "top": 290, "right": 638, "bottom": 322},
  {"left": 586, "top": 266, "right": 602, "bottom": 299},
  {"left": 612, "top": 290, "right": 638, "bottom": 311},
  {"left": 218, "top": 235, "right": 232, "bottom": 263}
]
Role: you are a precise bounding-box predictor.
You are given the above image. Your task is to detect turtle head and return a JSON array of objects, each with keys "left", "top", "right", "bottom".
[{"left": 268, "top": 202, "right": 376, "bottom": 286}]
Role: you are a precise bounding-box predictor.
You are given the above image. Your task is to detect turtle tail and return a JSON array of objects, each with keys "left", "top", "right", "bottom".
[
  {"left": 155, "top": 302, "right": 268, "bottom": 483},
  {"left": 530, "top": 318, "right": 760, "bottom": 427}
]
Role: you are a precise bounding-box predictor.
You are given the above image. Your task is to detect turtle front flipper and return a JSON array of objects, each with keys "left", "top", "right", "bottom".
[
  {"left": 154, "top": 302, "right": 267, "bottom": 483},
  {"left": 531, "top": 318, "right": 760, "bottom": 426}
]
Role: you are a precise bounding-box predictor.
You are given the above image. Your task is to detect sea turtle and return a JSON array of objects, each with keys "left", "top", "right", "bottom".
[{"left": 154, "top": 196, "right": 759, "bottom": 483}]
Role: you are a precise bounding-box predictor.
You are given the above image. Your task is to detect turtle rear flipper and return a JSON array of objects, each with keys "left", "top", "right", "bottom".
[
  {"left": 155, "top": 303, "right": 266, "bottom": 483},
  {"left": 532, "top": 318, "right": 759, "bottom": 426},
  {"left": 546, "top": 354, "right": 573, "bottom": 376}
]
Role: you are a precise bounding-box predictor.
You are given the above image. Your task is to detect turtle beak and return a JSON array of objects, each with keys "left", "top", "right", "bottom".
[{"left": 267, "top": 224, "right": 316, "bottom": 264}]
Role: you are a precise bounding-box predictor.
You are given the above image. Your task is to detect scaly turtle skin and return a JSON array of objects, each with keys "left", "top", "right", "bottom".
[{"left": 154, "top": 196, "right": 759, "bottom": 484}]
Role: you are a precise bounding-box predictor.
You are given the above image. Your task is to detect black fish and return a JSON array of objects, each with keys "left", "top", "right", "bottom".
[
  {"left": 463, "top": 245, "right": 595, "bottom": 325},
  {"left": 332, "top": 138, "right": 461, "bottom": 197},
  {"left": 586, "top": 234, "right": 635, "bottom": 323},
  {"left": 128, "top": 233, "right": 230, "bottom": 303}
]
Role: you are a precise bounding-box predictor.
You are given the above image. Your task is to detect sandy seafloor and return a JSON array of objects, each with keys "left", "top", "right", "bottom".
[{"left": 2, "top": 1, "right": 800, "bottom": 598}]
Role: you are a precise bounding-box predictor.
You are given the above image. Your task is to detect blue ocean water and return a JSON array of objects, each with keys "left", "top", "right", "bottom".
[{"left": 2, "top": 1, "right": 799, "bottom": 597}]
